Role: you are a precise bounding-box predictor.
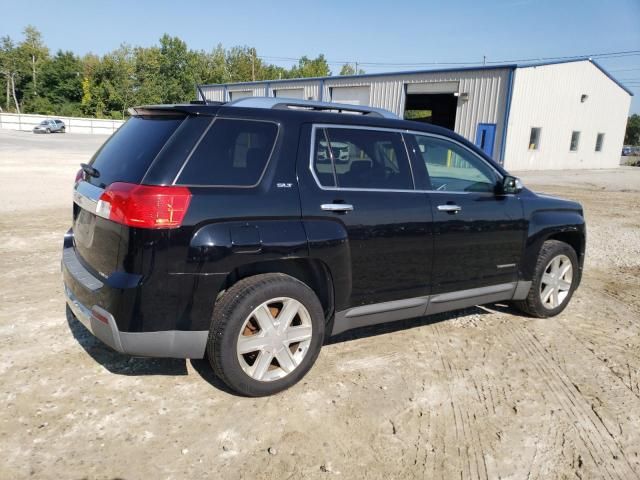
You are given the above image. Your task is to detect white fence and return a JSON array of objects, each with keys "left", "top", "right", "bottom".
[{"left": 0, "top": 113, "right": 124, "bottom": 135}]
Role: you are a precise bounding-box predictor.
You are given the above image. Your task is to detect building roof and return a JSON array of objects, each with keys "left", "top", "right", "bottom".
[
  {"left": 516, "top": 58, "right": 633, "bottom": 96},
  {"left": 200, "top": 58, "right": 633, "bottom": 97}
]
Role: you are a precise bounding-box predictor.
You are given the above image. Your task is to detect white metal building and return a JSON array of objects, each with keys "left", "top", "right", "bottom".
[{"left": 200, "top": 59, "right": 632, "bottom": 171}]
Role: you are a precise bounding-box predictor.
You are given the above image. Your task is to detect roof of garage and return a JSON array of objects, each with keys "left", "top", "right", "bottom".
[{"left": 199, "top": 58, "right": 632, "bottom": 96}]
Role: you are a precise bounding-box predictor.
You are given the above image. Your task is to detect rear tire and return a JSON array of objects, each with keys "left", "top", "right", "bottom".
[
  {"left": 512, "top": 240, "right": 578, "bottom": 318},
  {"left": 207, "top": 273, "right": 325, "bottom": 396},
  {"left": 60, "top": 127, "right": 65, "bottom": 133}
]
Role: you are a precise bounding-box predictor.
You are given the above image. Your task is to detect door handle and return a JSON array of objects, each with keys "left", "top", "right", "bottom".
[
  {"left": 321, "top": 203, "right": 354, "bottom": 213},
  {"left": 437, "top": 204, "right": 462, "bottom": 213}
]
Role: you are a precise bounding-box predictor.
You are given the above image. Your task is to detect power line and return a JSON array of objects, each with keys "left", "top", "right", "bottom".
[{"left": 257, "top": 49, "right": 640, "bottom": 69}]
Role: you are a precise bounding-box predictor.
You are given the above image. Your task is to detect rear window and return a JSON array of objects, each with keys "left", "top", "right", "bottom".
[
  {"left": 88, "top": 116, "right": 183, "bottom": 188},
  {"left": 176, "top": 119, "right": 278, "bottom": 187}
]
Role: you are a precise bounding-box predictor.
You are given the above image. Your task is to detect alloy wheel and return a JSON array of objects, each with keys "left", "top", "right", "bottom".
[
  {"left": 236, "top": 297, "right": 313, "bottom": 382},
  {"left": 539, "top": 254, "right": 573, "bottom": 309}
]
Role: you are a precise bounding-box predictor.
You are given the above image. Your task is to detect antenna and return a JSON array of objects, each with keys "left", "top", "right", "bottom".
[{"left": 195, "top": 84, "right": 208, "bottom": 103}]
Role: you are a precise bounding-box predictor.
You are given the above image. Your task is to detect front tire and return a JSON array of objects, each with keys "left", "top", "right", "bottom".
[
  {"left": 207, "top": 273, "right": 325, "bottom": 396},
  {"left": 513, "top": 240, "right": 579, "bottom": 318}
]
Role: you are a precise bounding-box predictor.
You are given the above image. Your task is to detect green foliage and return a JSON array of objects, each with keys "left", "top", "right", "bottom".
[
  {"left": 290, "top": 55, "right": 331, "bottom": 78},
  {"left": 1, "top": 35, "right": 21, "bottom": 111},
  {"left": 18, "top": 25, "right": 49, "bottom": 98},
  {"left": 404, "top": 109, "right": 432, "bottom": 121},
  {"left": 40, "top": 51, "right": 82, "bottom": 103},
  {"left": 0, "top": 26, "right": 335, "bottom": 118},
  {"left": 625, "top": 114, "right": 640, "bottom": 146},
  {"left": 339, "top": 63, "right": 365, "bottom": 76}
]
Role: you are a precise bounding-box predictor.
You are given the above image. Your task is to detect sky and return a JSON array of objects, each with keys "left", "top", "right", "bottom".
[{"left": 2, "top": 0, "right": 640, "bottom": 112}]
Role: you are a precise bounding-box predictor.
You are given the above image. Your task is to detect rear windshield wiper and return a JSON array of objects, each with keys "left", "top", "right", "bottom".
[{"left": 80, "top": 163, "right": 100, "bottom": 178}]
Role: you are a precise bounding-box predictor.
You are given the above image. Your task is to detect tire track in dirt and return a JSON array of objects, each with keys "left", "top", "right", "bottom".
[
  {"left": 564, "top": 284, "right": 640, "bottom": 399},
  {"left": 510, "top": 325, "right": 639, "bottom": 479},
  {"left": 417, "top": 325, "right": 493, "bottom": 480}
]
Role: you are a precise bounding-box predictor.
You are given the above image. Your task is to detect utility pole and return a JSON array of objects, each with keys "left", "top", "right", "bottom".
[{"left": 483, "top": 55, "right": 486, "bottom": 66}]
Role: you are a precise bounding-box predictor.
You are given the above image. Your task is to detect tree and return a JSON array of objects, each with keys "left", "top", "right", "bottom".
[
  {"left": 225, "top": 46, "right": 262, "bottom": 83},
  {"left": 80, "top": 53, "right": 100, "bottom": 116},
  {"left": 260, "top": 63, "right": 288, "bottom": 81},
  {"left": 39, "top": 51, "right": 82, "bottom": 105},
  {"left": 19, "top": 25, "right": 48, "bottom": 98},
  {"left": 339, "top": 63, "right": 365, "bottom": 76},
  {"left": 1, "top": 25, "right": 339, "bottom": 117},
  {"left": 0, "top": 36, "right": 21, "bottom": 113},
  {"left": 625, "top": 114, "right": 640, "bottom": 146},
  {"left": 132, "top": 46, "right": 163, "bottom": 105},
  {"left": 159, "top": 34, "right": 197, "bottom": 104},
  {"left": 289, "top": 55, "right": 330, "bottom": 78},
  {"left": 190, "top": 45, "right": 226, "bottom": 86}
]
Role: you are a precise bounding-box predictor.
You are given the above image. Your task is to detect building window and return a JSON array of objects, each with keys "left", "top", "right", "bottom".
[
  {"left": 595, "top": 133, "right": 605, "bottom": 152},
  {"left": 570, "top": 131, "right": 580, "bottom": 152},
  {"left": 528, "top": 127, "right": 541, "bottom": 150}
]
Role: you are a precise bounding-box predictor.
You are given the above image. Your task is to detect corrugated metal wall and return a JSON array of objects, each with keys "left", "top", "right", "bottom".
[
  {"left": 199, "top": 68, "right": 511, "bottom": 161},
  {"left": 200, "top": 81, "right": 320, "bottom": 102},
  {"left": 505, "top": 61, "right": 631, "bottom": 170},
  {"left": 320, "top": 69, "right": 510, "bottom": 160}
]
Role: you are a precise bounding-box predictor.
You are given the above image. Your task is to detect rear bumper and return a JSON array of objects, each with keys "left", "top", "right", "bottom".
[{"left": 62, "top": 241, "right": 208, "bottom": 359}]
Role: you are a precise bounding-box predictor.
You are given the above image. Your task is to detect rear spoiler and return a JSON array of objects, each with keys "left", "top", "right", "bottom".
[{"left": 128, "top": 103, "right": 223, "bottom": 117}]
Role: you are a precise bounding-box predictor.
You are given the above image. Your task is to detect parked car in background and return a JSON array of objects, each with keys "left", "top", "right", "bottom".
[{"left": 33, "top": 119, "right": 65, "bottom": 134}]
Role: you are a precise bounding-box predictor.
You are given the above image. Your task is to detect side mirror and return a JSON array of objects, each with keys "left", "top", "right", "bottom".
[{"left": 500, "top": 175, "right": 523, "bottom": 194}]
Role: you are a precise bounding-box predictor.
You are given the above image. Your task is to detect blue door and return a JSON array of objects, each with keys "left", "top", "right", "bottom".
[{"left": 475, "top": 123, "right": 496, "bottom": 158}]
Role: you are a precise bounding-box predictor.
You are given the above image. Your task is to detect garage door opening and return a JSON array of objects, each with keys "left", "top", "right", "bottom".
[
  {"left": 404, "top": 93, "right": 457, "bottom": 129},
  {"left": 403, "top": 81, "right": 459, "bottom": 130}
]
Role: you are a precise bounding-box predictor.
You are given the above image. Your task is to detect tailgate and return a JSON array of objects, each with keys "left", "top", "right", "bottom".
[
  {"left": 72, "top": 181, "right": 122, "bottom": 278},
  {"left": 71, "top": 115, "right": 185, "bottom": 277}
]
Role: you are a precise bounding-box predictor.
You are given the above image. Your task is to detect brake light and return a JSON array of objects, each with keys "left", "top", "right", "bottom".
[{"left": 97, "top": 183, "right": 191, "bottom": 229}]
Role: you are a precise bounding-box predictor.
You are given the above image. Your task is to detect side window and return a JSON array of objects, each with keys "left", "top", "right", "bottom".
[
  {"left": 312, "top": 129, "right": 336, "bottom": 187},
  {"left": 314, "top": 127, "right": 413, "bottom": 190},
  {"left": 177, "top": 119, "right": 277, "bottom": 186},
  {"left": 412, "top": 134, "right": 498, "bottom": 193}
]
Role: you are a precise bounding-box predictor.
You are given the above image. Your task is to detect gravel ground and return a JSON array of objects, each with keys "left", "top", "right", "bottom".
[{"left": 1, "top": 130, "right": 640, "bottom": 479}]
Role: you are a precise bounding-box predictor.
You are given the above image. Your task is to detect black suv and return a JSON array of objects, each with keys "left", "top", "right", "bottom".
[{"left": 63, "top": 98, "right": 585, "bottom": 396}]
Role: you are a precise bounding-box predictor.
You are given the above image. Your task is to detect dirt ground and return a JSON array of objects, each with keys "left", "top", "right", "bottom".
[{"left": 1, "top": 129, "right": 640, "bottom": 479}]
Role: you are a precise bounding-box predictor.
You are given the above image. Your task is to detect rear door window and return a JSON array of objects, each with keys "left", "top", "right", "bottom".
[
  {"left": 88, "top": 115, "right": 184, "bottom": 188},
  {"left": 313, "top": 127, "right": 414, "bottom": 190},
  {"left": 177, "top": 119, "right": 278, "bottom": 187}
]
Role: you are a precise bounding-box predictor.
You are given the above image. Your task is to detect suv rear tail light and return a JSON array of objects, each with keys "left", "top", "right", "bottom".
[
  {"left": 75, "top": 168, "right": 84, "bottom": 184},
  {"left": 97, "top": 183, "right": 191, "bottom": 229}
]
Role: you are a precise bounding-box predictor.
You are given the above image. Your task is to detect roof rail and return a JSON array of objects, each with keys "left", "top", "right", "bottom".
[{"left": 225, "top": 96, "right": 399, "bottom": 119}]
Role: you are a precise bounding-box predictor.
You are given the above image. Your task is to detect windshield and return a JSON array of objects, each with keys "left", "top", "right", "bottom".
[{"left": 40, "top": 121, "right": 48, "bottom": 125}]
